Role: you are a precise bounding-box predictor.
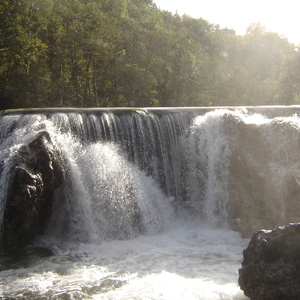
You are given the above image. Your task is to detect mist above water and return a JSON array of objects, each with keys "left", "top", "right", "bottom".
[{"left": 1, "top": 107, "right": 300, "bottom": 299}]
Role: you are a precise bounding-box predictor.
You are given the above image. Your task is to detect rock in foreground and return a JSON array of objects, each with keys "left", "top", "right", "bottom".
[
  {"left": 239, "top": 223, "right": 300, "bottom": 300},
  {"left": 0, "top": 131, "right": 64, "bottom": 255}
]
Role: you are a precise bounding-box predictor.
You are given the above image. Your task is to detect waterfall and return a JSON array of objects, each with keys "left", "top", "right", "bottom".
[
  {"left": 180, "top": 110, "right": 232, "bottom": 226},
  {"left": 1, "top": 107, "right": 300, "bottom": 251},
  {"left": 0, "top": 110, "right": 196, "bottom": 248},
  {"left": 1, "top": 107, "right": 300, "bottom": 300}
]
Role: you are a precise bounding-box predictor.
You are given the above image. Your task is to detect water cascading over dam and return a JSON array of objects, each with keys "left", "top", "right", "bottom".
[{"left": 1, "top": 106, "right": 300, "bottom": 299}]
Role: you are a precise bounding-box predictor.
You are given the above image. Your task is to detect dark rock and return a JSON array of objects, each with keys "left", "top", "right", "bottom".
[
  {"left": 0, "top": 131, "right": 64, "bottom": 255},
  {"left": 21, "top": 245, "right": 55, "bottom": 258},
  {"left": 239, "top": 223, "right": 300, "bottom": 300},
  {"left": 0, "top": 245, "right": 55, "bottom": 271}
]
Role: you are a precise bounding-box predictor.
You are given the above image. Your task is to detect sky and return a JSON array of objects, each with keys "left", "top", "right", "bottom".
[{"left": 153, "top": 0, "right": 300, "bottom": 45}]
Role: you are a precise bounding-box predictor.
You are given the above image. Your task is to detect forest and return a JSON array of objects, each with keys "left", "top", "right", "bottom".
[{"left": 1, "top": 0, "right": 300, "bottom": 109}]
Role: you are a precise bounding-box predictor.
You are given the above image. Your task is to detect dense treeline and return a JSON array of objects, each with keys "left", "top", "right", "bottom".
[{"left": 1, "top": 0, "right": 300, "bottom": 109}]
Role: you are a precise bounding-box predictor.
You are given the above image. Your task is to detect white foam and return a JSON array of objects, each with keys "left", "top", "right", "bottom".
[
  {"left": 2, "top": 109, "right": 300, "bottom": 299},
  {"left": 0, "top": 225, "right": 249, "bottom": 299}
]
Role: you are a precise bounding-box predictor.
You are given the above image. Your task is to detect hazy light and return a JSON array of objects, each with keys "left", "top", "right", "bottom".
[{"left": 154, "top": 0, "right": 300, "bottom": 45}]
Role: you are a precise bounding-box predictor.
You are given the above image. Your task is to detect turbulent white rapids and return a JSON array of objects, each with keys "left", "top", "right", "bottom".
[{"left": 0, "top": 107, "right": 300, "bottom": 299}]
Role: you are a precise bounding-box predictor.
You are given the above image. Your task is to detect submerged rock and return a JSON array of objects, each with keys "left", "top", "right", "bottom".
[
  {"left": 239, "top": 223, "right": 300, "bottom": 300},
  {"left": 0, "top": 131, "right": 64, "bottom": 255},
  {"left": 0, "top": 245, "right": 55, "bottom": 271}
]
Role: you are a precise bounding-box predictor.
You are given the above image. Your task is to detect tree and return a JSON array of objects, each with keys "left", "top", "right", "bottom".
[
  {"left": 1, "top": 2, "right": 300, "bottom": 109},
  {"left": 0, "top": 0, "right": 48, "bottom": 108}
]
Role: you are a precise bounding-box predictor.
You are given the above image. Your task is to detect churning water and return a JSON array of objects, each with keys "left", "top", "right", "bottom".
[
  {"left": 1, "top": 107, "right": 300, "bottom": 299},
  {"left": 0, "top": 225, "right": 248, "bottom": 299}
]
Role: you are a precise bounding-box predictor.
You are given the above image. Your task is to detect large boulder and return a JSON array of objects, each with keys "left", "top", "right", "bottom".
[
  {"left": 239, "top": 223, "right": 300, "bottom": 299},
  {"left": 0, "top": 131, "right": 64, "bottom": 255}
]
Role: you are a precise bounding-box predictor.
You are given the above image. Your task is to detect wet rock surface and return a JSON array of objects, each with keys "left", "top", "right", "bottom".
[
  {"left": 0, "top": 245, "right": 55, "bottom": 271},
  {"left": 0, "top": 131, "right": 64, "bottom": 255},
  {"left": 239, "top": 223, "right": 300, "bottom": 300}
]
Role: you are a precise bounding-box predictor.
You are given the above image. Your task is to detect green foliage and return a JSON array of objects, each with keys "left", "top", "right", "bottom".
[{"left": 0, "top": 1, "right": 299, "bottom": 109}]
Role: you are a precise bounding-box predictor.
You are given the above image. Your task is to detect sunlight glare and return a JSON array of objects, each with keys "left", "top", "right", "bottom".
[{"left": 154, "top": 0, "right": 300, "bottom": 45}]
